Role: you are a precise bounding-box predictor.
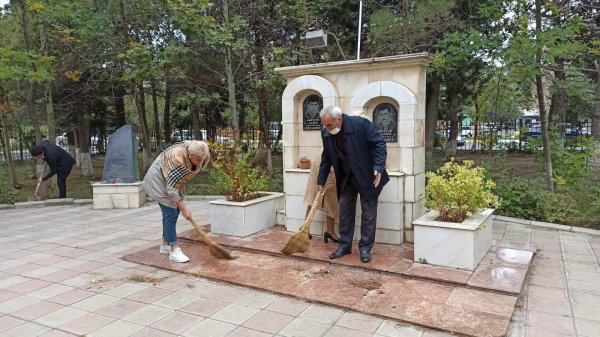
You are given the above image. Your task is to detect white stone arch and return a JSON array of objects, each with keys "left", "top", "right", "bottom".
[
  {"left": 281, "top": 75, "right": 338, "bottom": 123},
  {"left": 349, "top": 81, "right": 416, "bottom": 115}
]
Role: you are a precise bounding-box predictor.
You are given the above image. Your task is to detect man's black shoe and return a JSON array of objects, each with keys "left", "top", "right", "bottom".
[
  {"left": 360, "top": 250, "right": 372, "bottom": 263},
  {"left": 329, "top": 247, "right": 351, "bottom": 259}
]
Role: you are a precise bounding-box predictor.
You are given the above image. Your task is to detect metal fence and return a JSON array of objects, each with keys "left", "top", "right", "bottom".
[
  {"left": 2, "top": 119, "right": 594, "bottom": 163},
  {"left": 437, "top": 119, "right": 594, "bottom": 151}
]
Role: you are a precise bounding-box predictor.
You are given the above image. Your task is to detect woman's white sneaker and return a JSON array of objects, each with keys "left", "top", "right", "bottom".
[
  {"left": 169, "top": 248, "right": 190, "bottom": 263},
  {"left": 159, "top": 244, "right": 170, "bottom": 254}
]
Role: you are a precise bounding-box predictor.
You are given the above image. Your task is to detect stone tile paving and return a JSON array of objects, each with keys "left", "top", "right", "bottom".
[{"left": 0, "top": 201, "right": 598, "bottom": 336}]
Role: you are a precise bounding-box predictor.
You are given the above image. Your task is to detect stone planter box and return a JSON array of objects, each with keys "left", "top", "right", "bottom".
[
  {"left": 92, "top": 182, "right": 145, "bottom": 209},
  {"left": 413, "top": 208, "right": 494, "bottom": 271},
  {"left": 210, "top": 192, "right": 285, "bottom": 237}
]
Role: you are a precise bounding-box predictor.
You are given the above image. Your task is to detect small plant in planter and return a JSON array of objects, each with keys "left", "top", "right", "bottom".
[
  {"left": 208, "top": 143, "right": 269, "bottom": 202},
  {"left": 425, "top": 158, "right": 500, "bottom": 223}
]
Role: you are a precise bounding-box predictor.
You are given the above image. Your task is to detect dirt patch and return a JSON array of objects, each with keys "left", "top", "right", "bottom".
[
  {"left": 453, "top": 152, "right": 543, "bottom": 179},
  {"left": 346, "top": 277, "right": 382, "bottom": 290},
  {"left": 127, "top": 274, "right": 168, "bottom": 284}
]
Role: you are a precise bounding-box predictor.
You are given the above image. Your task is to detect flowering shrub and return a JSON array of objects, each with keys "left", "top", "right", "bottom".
[
  {"left": 425, "top": 158, "right": 500, "bottom": 223},
  {"left": 208, "top": 143, "right": 269, "bottom": 202}
]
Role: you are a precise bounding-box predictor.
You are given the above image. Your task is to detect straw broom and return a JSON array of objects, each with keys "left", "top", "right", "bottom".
[
  {"left": 189, "top": 218, "right": 237, "bottom": 260},
  {"left": 281, "top": 189, "right": 325, "bottom": 255},
  {"left": 29, "top": 163, "right": 47, "bottom": 201}
]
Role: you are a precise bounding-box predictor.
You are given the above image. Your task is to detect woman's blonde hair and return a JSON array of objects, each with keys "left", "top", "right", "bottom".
[{"left": 188, "top": 141, "right": 211, "bottom": 170}]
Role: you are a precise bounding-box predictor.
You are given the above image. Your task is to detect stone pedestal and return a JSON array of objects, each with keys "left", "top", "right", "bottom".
[
  {"left": 413, "top": 208, "right": 494, "bottom": 271},
  {"left": 92, "top": 182, "right": 145, "bottom": 209},
  {"left": 283, "top": 169, "right": 409, "bottom": 245},
  {"left": 209, "top": 192, "right": 284, "bottom": 237}
]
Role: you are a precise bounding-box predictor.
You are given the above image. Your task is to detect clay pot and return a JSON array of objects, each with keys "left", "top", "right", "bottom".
[{"left": 299, "top": 158, "right": 310, "bottom": 169}]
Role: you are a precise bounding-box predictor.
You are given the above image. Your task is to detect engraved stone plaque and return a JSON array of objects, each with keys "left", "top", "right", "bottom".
[
  {"left": 303, "top": 95, "right": 323, "bottom": 131},
  {"left": 101, "top": 125, "right": 139, "bottom": 183},
  {"left": 373, "top": 103, "right": 398, "bottom": 142}
]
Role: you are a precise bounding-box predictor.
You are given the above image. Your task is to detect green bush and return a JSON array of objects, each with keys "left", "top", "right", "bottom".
[
  {"left": 0, "top": 167, "right": 18, "bottom": 204},
  {"left": 425, "top": 158, "right": 500, "bottom": 223},
  {"left": 494, "top": 178, "right": 543, "bottom": 220},
  {"left": 538, "top": 190, "right": 577, "bottom": 224},
  {"left": 208, "top": 145, "right": 269, "bottom": 202}
]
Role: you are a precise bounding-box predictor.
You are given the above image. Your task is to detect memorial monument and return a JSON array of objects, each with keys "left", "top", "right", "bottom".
[
  {"left": 92, "top": 125, "right": 145, "bottom": 209},
  {"left": 276, "top": 53, "right": 433, "bottom": 244}
]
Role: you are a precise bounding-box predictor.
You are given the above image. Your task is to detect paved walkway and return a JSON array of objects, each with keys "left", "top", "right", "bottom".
[{"left": 0, "top": 201, "right": 599, "bottom": 337}]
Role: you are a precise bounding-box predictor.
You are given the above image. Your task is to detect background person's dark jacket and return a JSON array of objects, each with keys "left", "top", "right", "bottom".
[
  {"left": 317, "top": 114, "right": 389, "bottom": 203},
  {"left": 38, "top": 142, "right": 76, "bottom": 181}
]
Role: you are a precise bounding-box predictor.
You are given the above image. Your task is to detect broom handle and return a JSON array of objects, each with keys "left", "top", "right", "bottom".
[
  {"left": 34, "top": 163, "right": 47, "bottom": 196},
  {"left": 189, "top": 218, "right": 217, "bottom": 245},
  {"left": 302, "top": 189, "right": 325, "bottom": 233}
]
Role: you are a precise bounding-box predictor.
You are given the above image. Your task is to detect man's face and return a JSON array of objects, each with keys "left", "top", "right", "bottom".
[
  {"left": 321, "top": 113, "right": 342, "bottom": 132},
  {"left": 307, "top": 101, "right": 319, "bottom": 115},
  {"left": 379, "top": 108, "right": 391, "bottom": 122}
]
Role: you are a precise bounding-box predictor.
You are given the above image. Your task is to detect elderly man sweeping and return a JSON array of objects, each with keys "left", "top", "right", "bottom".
[{"left": 317, "top": 106, "right": 389, "bottom": 263}]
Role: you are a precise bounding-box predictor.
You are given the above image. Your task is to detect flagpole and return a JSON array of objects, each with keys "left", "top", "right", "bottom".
[{"left": 357, "top": 0, "right": 363, "bottom": 60}]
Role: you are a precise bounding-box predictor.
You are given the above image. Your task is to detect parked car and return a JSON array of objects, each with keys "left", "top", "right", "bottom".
[
  {"left": 522, "top": 123, "right": 588, "bottom": 140},
  {"left": 460, "top": 126, "right": 473, "bottom": 138}
]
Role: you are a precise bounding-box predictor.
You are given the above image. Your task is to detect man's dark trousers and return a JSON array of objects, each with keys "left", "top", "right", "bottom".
[{"left": 337, "top": 176, "right": 378, "bottom": 253}]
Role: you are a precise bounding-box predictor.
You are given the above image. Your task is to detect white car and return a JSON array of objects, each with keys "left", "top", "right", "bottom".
[{"left": 460, "top": 126, "right": 473, "bottom": 138}]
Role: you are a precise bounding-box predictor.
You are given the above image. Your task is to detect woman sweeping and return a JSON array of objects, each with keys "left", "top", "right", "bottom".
[{"left": 143, "top": 140, "right": 210, "bottom": 263}]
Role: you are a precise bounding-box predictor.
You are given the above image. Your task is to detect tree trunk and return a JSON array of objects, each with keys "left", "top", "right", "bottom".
[
  {"left": 40, "top": 23, "right": 56, "bottom": 144},
  {"left": 255, "top": 58, "right": 270, "bottom": 148},
  {"left": 592, "top": 61, "right": 600, "bottom": 141},
  {"left": 0, "top": 110, "right": 19, "bottom": 187},
  {"left": 536, "top": 0, "right": 554, "bottom": 192},
  {"left": 163, "top": 79, "right": 172, "bottom": 144},
  {"left": 76, "top": 111, "right": 93, "bottom": 176},
  {"left": 445, "top": 95, "right": 459, "bottom": 156},
  {"left": 191, "top": 102, "right": 201, "bottom": 141},
  {"left": 425, "top": 73, "right": 440, "bottom": 150},
  {"left": 223, "top": 0, "right": 239, "bottom": 142},
  {"left": 134, "top": 83, "right": 152, "bottom": 171},
  {"left": 550, "top": 58, "right": 567, "bottom": 134},
  {"left": 17, "top": 0, "right": 42, "bottom": 145},
  {"left": 150, "top": 78, "right": 161, "bottom": 149}
]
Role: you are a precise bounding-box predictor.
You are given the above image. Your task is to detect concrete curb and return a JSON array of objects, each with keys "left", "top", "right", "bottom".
[
  {"left": 494, "top": 214, "right": 600, "bottom": 237},
  {"left": 2, "top": 199, "right": 598, "bottom": 237},
  {"left": 2, "top": 198, "right": 93, "bottom": 210}
]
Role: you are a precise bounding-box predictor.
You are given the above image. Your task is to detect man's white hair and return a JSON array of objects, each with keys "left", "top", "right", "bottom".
[{"left": 320, "top": 106, "right": 343, "bottom": 118}]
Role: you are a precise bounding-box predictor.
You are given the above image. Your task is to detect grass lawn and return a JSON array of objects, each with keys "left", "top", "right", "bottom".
[{"left": 3, "top": 149, "right": 598, "bottom": 229}]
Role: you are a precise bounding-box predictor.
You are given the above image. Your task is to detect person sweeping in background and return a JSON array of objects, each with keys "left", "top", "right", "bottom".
[
  {"left": 30, "top": 141, "right": 76, "bottom": 198},
  {"left": 143, "top": 140, "right": 211, "bottom": 263}
]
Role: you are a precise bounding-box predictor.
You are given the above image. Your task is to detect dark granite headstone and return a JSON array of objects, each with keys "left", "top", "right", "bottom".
[
  {"left": 373, "top": 103, "right": 398, "bottom": 142},
  {"left": 303, "top": 95, "right": 323, "bottom": 131},
  {"left": 102, "top": 125, "right": 139, "bottom": 183}
]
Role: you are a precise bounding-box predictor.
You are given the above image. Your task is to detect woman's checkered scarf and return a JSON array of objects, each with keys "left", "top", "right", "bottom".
[{"left": 160, "top": 142, "right": 199, "bottom": 188}]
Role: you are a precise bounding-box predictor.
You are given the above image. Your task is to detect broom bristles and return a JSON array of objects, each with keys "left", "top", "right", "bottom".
[
  {"left": 280, "top": 189, "right": 324, "bottom": 255},
  {"left": 208, "top": 243, "right": 237, "bottom": 260},
  {"left": 189, "top": 218, "right": 237, "bottom": 260},
  {"left": 281, "top": 230, "right": 310, "bottom": 255}
]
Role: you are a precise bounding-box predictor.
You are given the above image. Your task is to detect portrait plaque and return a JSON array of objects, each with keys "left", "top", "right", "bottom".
[
  {"left": 303, "top": 95, "right": 323, "bottom": 131},
  {"left": 373, "top": 103, "right": 398, "bottom": 142}
]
